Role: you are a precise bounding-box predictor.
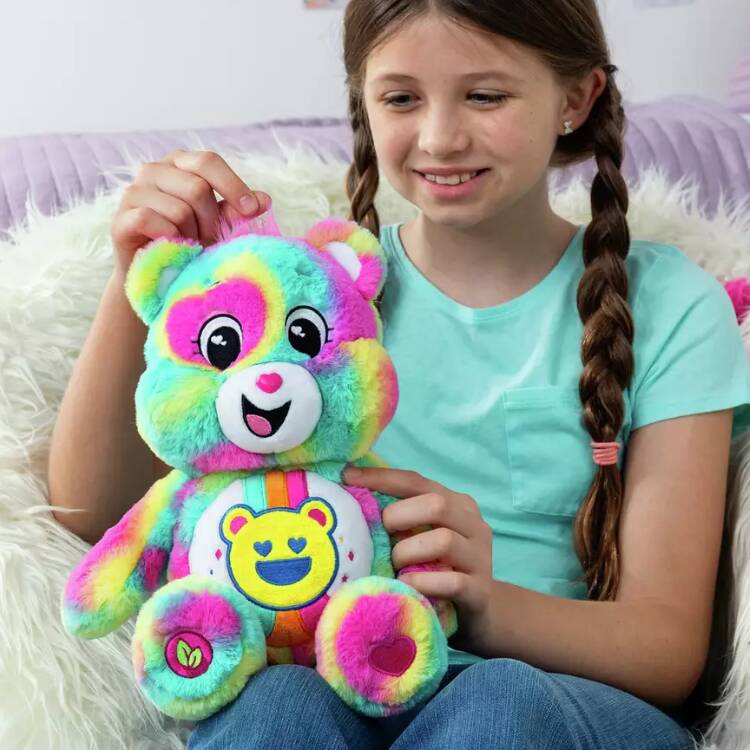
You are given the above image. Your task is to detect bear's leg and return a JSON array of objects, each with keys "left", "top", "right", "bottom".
[
  {"left": 315, "top": 576, "right": 448, "bottom": 717},
  {"left": 132, "top": 575, "right": 267, "bottom": 721}
]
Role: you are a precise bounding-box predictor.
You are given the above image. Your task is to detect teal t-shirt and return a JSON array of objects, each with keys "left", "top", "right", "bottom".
[{"left": 372, "top": 222, "right": 750, "bottom": 665}]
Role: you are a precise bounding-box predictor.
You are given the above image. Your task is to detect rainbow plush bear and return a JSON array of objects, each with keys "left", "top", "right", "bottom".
[{"left": 61, "top": 210, "right": 457, "bottom": 721}]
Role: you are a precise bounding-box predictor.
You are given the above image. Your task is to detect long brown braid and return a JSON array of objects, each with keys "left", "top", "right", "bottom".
[
  {"left": 569, "top": 64, "right": 634, "bottom": 601},
  {"left": 342, "top": 1, "right": 633, "bottom": 602},
  {"left": 346, "top": 88, "right": 381, "bottom": 239}
]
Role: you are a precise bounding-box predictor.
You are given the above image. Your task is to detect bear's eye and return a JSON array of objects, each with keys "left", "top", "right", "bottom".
[
  {"left": 198, "top": 314, "right": 243, "bottom": 370},
  {"left": 285, "top": 306, "right": 329, "bottom": 358}
]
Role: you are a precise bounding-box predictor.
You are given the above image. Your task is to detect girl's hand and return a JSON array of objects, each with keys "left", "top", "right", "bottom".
[
  {"left": 341, "top": 466, "right": 494, "bottom": 635},
  {"left": 110, "top": 149, "right": 272, "bottom": 278}
]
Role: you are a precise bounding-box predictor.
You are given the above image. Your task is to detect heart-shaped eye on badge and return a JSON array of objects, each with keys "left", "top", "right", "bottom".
[
  {"left": 253, "top": 540, "right": 272, "bottom": 557},
  {"left": 288, "top": 537, "right": 307, "bottom": 554}
]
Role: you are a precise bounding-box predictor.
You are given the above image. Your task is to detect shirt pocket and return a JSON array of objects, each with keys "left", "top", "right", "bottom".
[{"left": 502, "top": 385, "right": 597, "bottom": 517}]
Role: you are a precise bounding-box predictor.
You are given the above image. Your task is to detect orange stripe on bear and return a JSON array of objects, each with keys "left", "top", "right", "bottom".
[
  {"left": 265, "top": 469, "right": 289, "bottom": 509},
  {"left": 265, "top": 470, "right": 309, "bottom": 646}
]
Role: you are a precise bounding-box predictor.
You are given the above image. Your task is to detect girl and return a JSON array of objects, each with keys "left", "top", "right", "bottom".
[{"left": 49, "top": 1, "right": 750, "bottom": 748}]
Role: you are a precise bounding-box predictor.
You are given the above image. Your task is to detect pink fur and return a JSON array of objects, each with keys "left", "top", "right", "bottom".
[
  {"left": 299, "top": 594, "right": 329, "bottom": 636},
  {"left": 286, "top": 470, "right": 309, "bottom": 508},
  {"left": 291, "top": 640, "right": 316, "bottom": 666},
  {"left": 724, "top": 276, "right": 750, "bottom": 324},
  {"left": 140, "top": 547, "right": 168, "bottom": 592},
  {"left": 65, "top": 500, "right": 147, "bottom": 606},
  {"left": 356, "top": 254, "right": 384, "bottom": 301},
  {"left": 165, "top": 279, "right": 267, "bottom": 365},
  {"left": 159, "top": 591, "right": 241, "bottom": 640},
  {"left": 214, "top": 206, "right": 282, "bottom": 246},
  {"left": 192, "top": 441, "right": 269, "bottom": 473},
  {"left": 344, "top": 485, "right": 382, "bottom": 529},
  {"left": 167, "top": 539, "right": 191, "bottom": 581},
  {"left": 334, "top": 593, "right": 405, "bottom": 698}
]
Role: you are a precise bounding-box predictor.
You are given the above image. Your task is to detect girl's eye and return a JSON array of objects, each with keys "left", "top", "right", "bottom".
[
  {"left": 383, "top": 93, "right": 508, "bottom": 108},
  {"left": 197, "top": 314, "right": 243, "bottom": 370},
  {"left": 383, "top": 94, "right": 414, "bottom": 108},
  {"left": 470, "top": 93, "right": 508, "bottom": 105},
  {"left": 285, "top": 306, "right": 329, "bottom": 358}
]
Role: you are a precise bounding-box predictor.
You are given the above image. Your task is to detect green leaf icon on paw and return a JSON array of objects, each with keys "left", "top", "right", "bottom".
[
  {"left": 177, "top": 639, "right": 191, "bottom": 667},
  {"left": 189, "top": 648, "right": 203, "bottom": 669}
]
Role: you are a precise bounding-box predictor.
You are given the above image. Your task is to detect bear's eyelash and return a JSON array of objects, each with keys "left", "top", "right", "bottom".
[{"left": 190, "top": 326, "right": 335, "bottom": 348}]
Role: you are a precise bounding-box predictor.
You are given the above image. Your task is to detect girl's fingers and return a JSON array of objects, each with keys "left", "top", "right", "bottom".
[
  {"left": 342, "top": 466, "right": 439, "bottom": 498},
  {"left": 382, "top": 492, "right": 479, "bottom": 539},
  {"left": 217, "top": 192, "right": 273, "bottom": 227},
  {"left": 113, "top": 206, "right": 180, "bottom": 250},
  {"left": 120, "top": 184, "right": 199, "bottom": 242},
  {"left": 163, "top": 149, "right": 265, "bottom": 221},
  {"left": 398, "top": 569, "right": 469, "bottom": 602},
  {"left": 391, "top": 526, "right": 478, "bottom": 574},
  {"left": 139, "top": 162, "right": 219, "bottom": 246}
]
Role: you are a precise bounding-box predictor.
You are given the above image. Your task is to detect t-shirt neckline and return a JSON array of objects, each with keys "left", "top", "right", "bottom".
[{"left": 384, "top": 222, "right": 585, "bottom": 323}]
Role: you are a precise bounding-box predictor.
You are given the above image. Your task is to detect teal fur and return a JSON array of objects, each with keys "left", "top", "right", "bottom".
[
  {"left": 176, "top": 474, "right": 244, "bottom": 546},
  {"left": 127, "top": 239, "right": 203, "bottom": 325},
  {"left": 135, "top": 234, "right": 382, "bottom": 475},
  {"left": 138, "top": 580, "right": 266, "bottom": 703}
]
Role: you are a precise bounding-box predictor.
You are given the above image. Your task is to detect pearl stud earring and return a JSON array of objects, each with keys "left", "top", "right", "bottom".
[{"left": 563, "top": 120, "right": 574, "bottom": 135}]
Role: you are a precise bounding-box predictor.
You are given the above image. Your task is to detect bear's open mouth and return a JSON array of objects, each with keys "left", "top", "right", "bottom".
[
  {"left": 242, "top": 395, "right": 292, "bottom": 438},
  {"left": 256, "top": 556, "right": 312, "bottom": 585}
]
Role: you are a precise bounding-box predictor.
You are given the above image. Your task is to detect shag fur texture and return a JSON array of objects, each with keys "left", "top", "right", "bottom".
[{"left": 3, "top": 140, "right": 750, "bottom": 748}]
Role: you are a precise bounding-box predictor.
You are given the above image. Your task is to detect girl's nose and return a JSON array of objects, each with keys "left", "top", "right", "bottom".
[
  {"left": 419, "top": 108, "right": 470, "bottom": 155},
  {"left": 256, "top": 372, "right": 283, "bottom": 393}
]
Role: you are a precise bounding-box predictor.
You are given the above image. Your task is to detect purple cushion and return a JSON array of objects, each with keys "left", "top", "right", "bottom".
[{"left": 2, "top": 98, "right": 750, "bottom": 240}]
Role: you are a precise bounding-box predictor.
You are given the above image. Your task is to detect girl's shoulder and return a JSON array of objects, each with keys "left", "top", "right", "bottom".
[{"left": 623, "top": 236, "right": 731, "bottom": 321}]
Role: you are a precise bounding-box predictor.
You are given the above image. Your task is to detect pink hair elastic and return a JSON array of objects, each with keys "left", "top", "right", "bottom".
[{"left": 590, "top": 441, "right": 621, "bottom": 466}]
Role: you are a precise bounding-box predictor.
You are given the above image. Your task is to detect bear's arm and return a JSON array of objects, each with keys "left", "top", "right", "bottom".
[{"left": 62, "top": 469, "right": 190, "bottom": 639}]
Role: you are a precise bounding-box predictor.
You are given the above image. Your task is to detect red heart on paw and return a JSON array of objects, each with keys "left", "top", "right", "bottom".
[{"left": 368, "top": 636, "right": 417, "bottom": 677}]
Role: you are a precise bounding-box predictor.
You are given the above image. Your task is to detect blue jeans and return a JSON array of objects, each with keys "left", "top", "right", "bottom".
[{"left": 187, "top": 659, "right": 699, "bottom": 749}]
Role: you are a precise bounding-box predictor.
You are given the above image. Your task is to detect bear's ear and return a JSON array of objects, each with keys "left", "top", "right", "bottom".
[
  {"left": 304, "top": 218, "right": 386, "bottom": 302},
  {"left": 124, "top": 237, "right": 203, "bottom": 325}
]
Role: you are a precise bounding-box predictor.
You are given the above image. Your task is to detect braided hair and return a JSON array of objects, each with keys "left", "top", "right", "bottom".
[{"left": 342, "top": 1, "right": 632, "bottom": 602}]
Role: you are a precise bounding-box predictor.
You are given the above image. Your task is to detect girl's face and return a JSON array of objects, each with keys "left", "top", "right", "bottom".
[{"left": 363, "top": 11, "right": 567, "bottom": 228}]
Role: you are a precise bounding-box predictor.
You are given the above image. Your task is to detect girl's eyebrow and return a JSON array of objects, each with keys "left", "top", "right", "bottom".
[{"left": 371, "top": 70, "right": 523, "bottom": 84}]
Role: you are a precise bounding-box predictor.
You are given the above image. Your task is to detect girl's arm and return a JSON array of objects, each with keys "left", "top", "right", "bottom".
[
  {"left": 458, "top": 409, "right": 732, "bottom": 711},
  {"left": 47, "top": 270, "right": 155, "bottom": 545},
  {"left": 46, "top": 150, "right": 270, "bottom": 545},
  {"left": 344, "top": 408, "right": 732, "bottom": 712}
]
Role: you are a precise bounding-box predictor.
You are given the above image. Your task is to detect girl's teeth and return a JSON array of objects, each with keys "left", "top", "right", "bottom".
[{"left": 424, "top": 171, "right": 479, "bottom": 185}]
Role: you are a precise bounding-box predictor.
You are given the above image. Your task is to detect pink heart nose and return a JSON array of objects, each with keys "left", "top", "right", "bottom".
[{"left": 256, "top": 372, "right": 283, "bottom": 393}]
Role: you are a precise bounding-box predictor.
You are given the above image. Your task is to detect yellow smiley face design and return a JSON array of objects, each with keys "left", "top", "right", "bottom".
[{"left": 219, "top": 497, "right": 338, "bottom": 610}]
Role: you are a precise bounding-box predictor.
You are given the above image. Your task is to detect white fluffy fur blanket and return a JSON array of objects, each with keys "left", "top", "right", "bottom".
[{"left": 3, "top": 142, "right": 750, "bottom": 749}]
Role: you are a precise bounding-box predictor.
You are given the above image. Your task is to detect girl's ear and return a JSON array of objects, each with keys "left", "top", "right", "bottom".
[
  {"left": 304, "top": 218, "right": 386, "bottom": 302},
  {"left": 124, "top": 237, "right": 203, "bottom": 324}
]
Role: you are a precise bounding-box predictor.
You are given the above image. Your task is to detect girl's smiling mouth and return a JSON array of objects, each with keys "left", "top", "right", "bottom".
[{"left": 414, "top": 168, "right": 491, "bottom": 199}]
